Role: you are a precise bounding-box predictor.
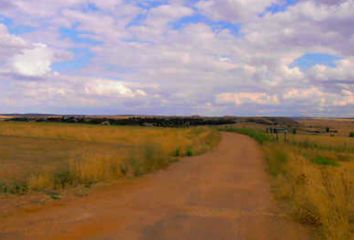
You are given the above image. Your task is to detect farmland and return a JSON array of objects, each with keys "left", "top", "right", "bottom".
[
  {"left": 0, "top": 117, "right": 353, "bottom": 239},
  {"left": 0, "top": 122, "right": 220, "bottom": 195}
]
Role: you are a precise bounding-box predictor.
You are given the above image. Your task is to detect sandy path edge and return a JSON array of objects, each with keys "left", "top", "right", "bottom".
[{"left": 0, "top": 133, "right": 310, "bottom": 240}]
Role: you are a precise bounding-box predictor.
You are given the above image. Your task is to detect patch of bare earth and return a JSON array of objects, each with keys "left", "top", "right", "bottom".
[{"left": 0, "top": 133, "right": 310, "bottom": 240}]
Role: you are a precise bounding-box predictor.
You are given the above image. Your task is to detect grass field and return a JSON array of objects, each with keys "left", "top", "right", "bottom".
[
  {"left": 0, "top": 122, "right": 220, "bottom": 195},
  {"left": 298, "top": 118, "right": 354, "bottom": 137},
  {"left": 221, "top": 125, "right": 354, "bottom": 240}
]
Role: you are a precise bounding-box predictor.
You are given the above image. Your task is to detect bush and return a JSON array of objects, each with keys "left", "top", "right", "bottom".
[
  {"left": 0, "top": 181, "right": 7, "bottom": 193},
  {"left": 174, "top": 147, "right": 181, "bottom": 157},
  {"left": 186, "top": 147, "right": 194, "bottom": 156},
  {"left": 349, "top": 132, "right": 354, "bottom": 138},
  {"left": 0, "top": 181, "right": 28, "bottom": 195},
  {"left": 54, "top": 170, "right": 75, "bottom": 189},
  {"left": 129, "top": 158, "right": 143, "bottom": 177}
]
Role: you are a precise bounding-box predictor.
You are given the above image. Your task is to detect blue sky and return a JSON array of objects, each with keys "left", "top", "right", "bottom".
[
  {"left": 291, "top": 53, "right": 342, "bottom": 70},
  {"left": 0, "top": 0, "right": 353, "bottom": 116},
  {"left": 0, "top": 15, "right": 35, "bottom": 35},
  {"left": 52, "top": 48, "right": 94, "bottom": 72}
]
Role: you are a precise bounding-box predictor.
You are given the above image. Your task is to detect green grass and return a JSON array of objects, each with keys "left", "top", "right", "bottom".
[
  {"left": 219, "top": 126, "right": 271, "bottom": 144},
  {"left": 0, "top": 181, "right": 28, "bottom": 195},
  {"left": 311, "top": 156, "right": 339, "bottom": 167},
  {"left": 186, "top": 147, "right": 194, "bottom": 156},
  {"left": 264, "top": 147, "right": 289, "bottom": 176}
]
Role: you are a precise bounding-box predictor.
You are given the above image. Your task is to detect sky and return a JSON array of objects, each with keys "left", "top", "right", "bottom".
[{"left": 0, "top": 0, "right": 353, "bottom": 116}]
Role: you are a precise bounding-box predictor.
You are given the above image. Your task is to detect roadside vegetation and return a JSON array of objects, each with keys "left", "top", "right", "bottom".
[
  {"left": 220, "top": 126, "right": 354, "bottom": 240},
  {"left": 0, "top": 122, "right": 220, "bottom": 196}
]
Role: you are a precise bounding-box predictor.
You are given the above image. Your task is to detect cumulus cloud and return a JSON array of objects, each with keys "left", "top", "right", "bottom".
[
  {"left": 196, "top": 0, "right": 275, "bottom": 22},
  {"left": 283, "top": 87, "right": 324, "bottom": 100},
  {"left": 0, "top": 0, "right": 353, "bottom": 116},
  {"left": 11, "top": 43, "right": 53, "bottom": 77},
  {"left": 334, "top": 90, "right": 354, "bottom": 106},
  {"left": 216, "top": 92, "right": 280, "bottom": 105},
  {"left": 84, "top": 80, "right": 147, "bottom": 98},
  {"left": 307, "top": 57, "right": 354, "bottom": 82}
]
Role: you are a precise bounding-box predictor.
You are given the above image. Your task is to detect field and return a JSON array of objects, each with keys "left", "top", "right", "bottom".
[
  {"left": 0, "top": 122, "right": 220, "bottom": 195},
  {"left": 221, "top": 119, "right": 354, "bottom": 240},
  {"left": 1, "top": 118, "right": 353, "bottom": 239}
]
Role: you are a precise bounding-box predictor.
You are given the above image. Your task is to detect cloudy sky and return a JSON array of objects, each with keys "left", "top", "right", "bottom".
[{"left": 0, "top": 0, "right": 353, "bottom": 116}]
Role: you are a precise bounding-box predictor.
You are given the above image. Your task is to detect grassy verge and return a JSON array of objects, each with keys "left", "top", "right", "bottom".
[
  {"left": 222, "top": 127, "right": 354, "bottom": 240},
  {"left": 218, "top": 126, "right": 272, "bottom": 144}
]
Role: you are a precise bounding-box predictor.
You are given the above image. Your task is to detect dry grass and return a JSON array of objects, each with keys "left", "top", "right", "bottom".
[
  {"left": 263, "top": 136, "right": 354, "bottom": 240},
  {"left": 0, "top": 122, "right": 220, "bottom": 194},
  {"left": 223, "top": 123, "right": 354, "bottom": 239},
  {"left": 298, "top": 118, "right": 354, "bottom": 137}
]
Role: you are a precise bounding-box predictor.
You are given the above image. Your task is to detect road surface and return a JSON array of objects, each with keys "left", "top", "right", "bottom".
[{"left": 0, "top": 133, "right": 310, "bottom": 240}]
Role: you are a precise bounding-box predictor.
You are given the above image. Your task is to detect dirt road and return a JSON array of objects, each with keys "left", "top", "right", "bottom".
[{"left": 0, "top": 133, "right": 309, "bottom": 240}]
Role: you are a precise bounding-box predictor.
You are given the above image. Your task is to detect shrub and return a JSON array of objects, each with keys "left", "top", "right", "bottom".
[
  {"left": 11, "top": 182, "right": 28, "bottom": 194},
  {"left": 174, "top": 147, "right": 181, "bottom": 157},
  {"left": 0, "top": 181, "right": 7, "bottom": 193},
  {"left": 129, "top": 158, "right": 142, "bottom": 177},
  {"left": 0, "top": 181, "right": 29, "bottom": 195},
  {"left": 54, "top": 170, "right": 74, "bottom": 189},
  {"left": 349, "top": 132, "right": 354, "bottom": 138},
  {"left": 186, "top": 147, "right": 193, "bottom": 156}
]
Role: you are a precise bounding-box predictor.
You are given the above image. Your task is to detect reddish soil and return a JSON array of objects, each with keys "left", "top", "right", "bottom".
[{"left": 0, "top": 133, "right": 310, "bottom": 239}]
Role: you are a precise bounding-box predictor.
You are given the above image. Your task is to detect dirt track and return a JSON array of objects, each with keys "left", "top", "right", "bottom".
[{"left": 0, "top": 133, "right": 310, "bottom": 240}]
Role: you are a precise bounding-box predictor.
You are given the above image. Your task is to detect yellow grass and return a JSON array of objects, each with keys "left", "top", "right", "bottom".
[
  {"left": 298, "top": 118, "right": 354, "bottom": 137},
  {"left": 289, "top": 134, "right": 354, "bottom": 151},
  {"left": 0, "top": 122, "right": 220, "bottom": 193},
  {"left": 264, "top": 134, "right": 354, "bottom": 240}
]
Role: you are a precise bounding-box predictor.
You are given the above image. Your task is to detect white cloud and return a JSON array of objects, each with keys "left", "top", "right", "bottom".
[
  {"left": 307, "top": 57, "right": 354, "bottom": 81},
  {"left": 333, "top": 89, "right": 354, "bottom": 106},
  {"left": 283, "top": 87, "right": 324, "bottom": 99},
  {"left": 84, "top": 79, "right": 147, "bottom": 98},
  {"left": 196, "top": 0, "right": 275, "bottom": 22},
  {"left": 0, "top": 0, "right": 353, "bottom": 116},
  {"left": 12, "top": 43, "right": 53, "bottom": 77},
  {"left": 0, "top": 24, "right": 26, "bottom": 48},
  {"left": 216, "top": 92, "right": 280, "bottom": 105}
]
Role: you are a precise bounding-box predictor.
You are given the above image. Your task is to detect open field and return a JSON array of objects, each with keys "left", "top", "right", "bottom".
[
  {"left": 0, "top": 122, "right": 220, "bottom": 195},
  {"left": 297, "top": 118, "right": 354, "bottom": 137},
  {"left": 1, "top": 118, "right": 353, "bottom": 239},
  {"left": 0, "top": 133, "right": 310, "bottom": 240},
  {"left": 221, "top": 121, "right": 354, "bottom": 240}
]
